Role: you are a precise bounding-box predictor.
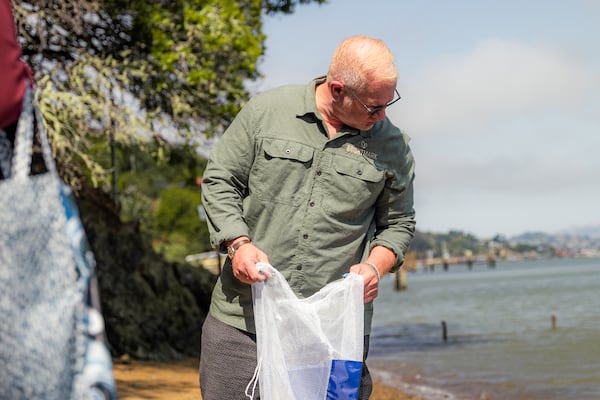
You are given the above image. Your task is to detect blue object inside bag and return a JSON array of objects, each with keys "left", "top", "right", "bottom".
[{"left": 327, "top": 359, "right": 363, "bottom": 400}]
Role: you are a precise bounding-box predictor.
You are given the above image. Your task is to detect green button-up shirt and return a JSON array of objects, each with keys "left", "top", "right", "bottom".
[{"left": 201, "top": 77, "right": 416, "bottom": 333}]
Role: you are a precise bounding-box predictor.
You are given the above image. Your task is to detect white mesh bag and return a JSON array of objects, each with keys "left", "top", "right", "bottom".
[{"left": 250, "top": 262, "right": 364, "bottom": 400}]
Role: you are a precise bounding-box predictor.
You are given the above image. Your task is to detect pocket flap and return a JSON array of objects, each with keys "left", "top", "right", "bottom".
[
  {"left": 332, "top": 156, "right": 384, "bottom": 183},
  {"left": 263, "top": 139, "right": 314, "bottom": 163}
]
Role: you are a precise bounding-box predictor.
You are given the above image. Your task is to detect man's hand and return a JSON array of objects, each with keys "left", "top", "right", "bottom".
[
  {"left": 350, "top": 245, "right": 396, "bottom": 302},
  {"left": 349, "top": 262, "right": 381, "bottom": 303},
  {"left": 231, "top": 243, "right": 270, "bottom": 284}
]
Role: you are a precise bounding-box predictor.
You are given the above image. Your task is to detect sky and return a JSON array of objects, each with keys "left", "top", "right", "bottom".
[{"left": 254, "top": 0, "right": 600, "bottom": 239}]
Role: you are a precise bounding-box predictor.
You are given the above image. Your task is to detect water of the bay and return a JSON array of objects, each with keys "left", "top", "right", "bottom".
[{"left": 369, "top": 256, "right": 600, "bottom": 400}]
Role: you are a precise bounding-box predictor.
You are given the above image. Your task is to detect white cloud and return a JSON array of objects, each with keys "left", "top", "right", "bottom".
[
  {"left": 395, "top": 39, "right": 599, "bottom": 134},
  {"left": 416, "top": 155, "right": 600, "bottom": 196}
]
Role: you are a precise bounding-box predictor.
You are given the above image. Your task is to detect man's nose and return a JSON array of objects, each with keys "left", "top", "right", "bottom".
[{"left": 373, "top": 108, "right": 386, "bottom": 120}]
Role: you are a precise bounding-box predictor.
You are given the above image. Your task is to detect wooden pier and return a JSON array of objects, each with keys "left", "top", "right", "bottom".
[{"left": 394, "top": 250, "right": 498, "bottom": 290}]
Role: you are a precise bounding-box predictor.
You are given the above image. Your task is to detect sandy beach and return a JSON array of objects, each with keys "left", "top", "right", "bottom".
[{"left": 113, "top": 357, "right": 426, "bottom": 400}]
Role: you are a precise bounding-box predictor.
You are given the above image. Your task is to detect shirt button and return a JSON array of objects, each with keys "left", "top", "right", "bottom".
[
  {"left": 303, "top": 234, "right": 308, "bottom": 239},
  {"left": 296, "top": 265, "right": 302, "bottom": 271},
  {"left": 309, "top": 201, "right": 315, "bottom": 207},
  {"left": 285, "top": 148, "right": 291, "bottom": 154},
  {"left": 316, "top": 170, "right": 322, "bottom": 176},
  {"left": 357, "top": 170, "right": 363, "bottom": 175}
]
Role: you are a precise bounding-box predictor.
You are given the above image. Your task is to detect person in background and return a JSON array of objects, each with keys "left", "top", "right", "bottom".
[
  {"left": 199, "top": 35, "right": 416, "bottom": 400},
  {"left": 0, "top": 0, "right": 32, "bottom": 179}
]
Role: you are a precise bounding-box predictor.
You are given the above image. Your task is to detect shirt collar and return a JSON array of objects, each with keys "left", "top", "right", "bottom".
[
  {"left": 295, "top": 76, "right": 326, "bottom": 123},
  {"left": 296, "top": 76, "right": 363, "bottom": 136}
]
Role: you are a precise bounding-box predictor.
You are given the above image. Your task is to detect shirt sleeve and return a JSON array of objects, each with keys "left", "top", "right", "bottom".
[
  {"left": 200, "top": 99, "right": 260, "bottom": 252},
  {"left": 370, "top": 139, "right": 416, "bottom": 271}
]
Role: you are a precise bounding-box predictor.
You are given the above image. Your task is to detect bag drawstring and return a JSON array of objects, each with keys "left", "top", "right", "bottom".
[{"left": 244, "top": 356, "right": 262, "bottom": 400}]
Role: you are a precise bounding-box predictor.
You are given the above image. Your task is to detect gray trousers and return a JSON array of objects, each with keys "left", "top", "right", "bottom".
[{"left": 199, "top": 313, "right": 373, "bottom": 400}]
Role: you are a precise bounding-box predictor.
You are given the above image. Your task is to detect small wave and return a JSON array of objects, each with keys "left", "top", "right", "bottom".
[{"left": 371, "top": 367, "right": 457, "bottom": 400}]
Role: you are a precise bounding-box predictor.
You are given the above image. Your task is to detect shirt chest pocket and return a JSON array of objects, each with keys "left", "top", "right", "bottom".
[
  {"left": 323, "top": 155, "right": 385, "bottom": 219},
  {"left": 251, "top": 139, "right": 314, "bottom": 205}
]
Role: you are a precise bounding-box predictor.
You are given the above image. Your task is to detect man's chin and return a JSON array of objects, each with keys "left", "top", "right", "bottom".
[
  {"left": 347, "top": 120, "right": 376, "bottom": 131},
  {"left": 362, "top": 122, "right": 376, "bottom": 131}
]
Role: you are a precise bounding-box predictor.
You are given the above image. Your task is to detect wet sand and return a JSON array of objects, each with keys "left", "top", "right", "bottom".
[{"left": 113, "top": 357, "right": 426, "bottom": 400}]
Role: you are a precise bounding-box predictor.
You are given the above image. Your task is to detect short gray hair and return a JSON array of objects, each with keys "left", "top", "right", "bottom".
[{"left": 326, "top": 35, "right": 397, "bottom": 91}]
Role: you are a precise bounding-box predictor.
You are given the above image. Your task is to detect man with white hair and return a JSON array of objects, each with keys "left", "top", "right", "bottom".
[{"left": 200, "top": 35, "right": 416, "bottom": 399}]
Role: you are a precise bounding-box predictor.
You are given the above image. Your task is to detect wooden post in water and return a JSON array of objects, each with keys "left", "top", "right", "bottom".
[
  {"left": 441, "top": 321, "right": 448, "bottom": 341},
  {"left": 441, "top": 241, "right": 449, "bottom": 271},
  {"left": 395, "top": 268, "right": 407, "bottom": 291},
  {"left": 551, "top": 315, "right": 557, "bottom": 330},
  {"left": 487, "top": 241, "right": 497, "bottom": 268},
  {"left": 464, "top": 249, "right": 474, "bottom": 270},
  {"left": 395, "top": 251, "right": 416, "bottom": 291}
]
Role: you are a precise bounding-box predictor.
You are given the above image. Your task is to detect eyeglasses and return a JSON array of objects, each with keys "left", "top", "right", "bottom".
[{"left": 345, "top": 87, "right": 401, "bottom": 115}]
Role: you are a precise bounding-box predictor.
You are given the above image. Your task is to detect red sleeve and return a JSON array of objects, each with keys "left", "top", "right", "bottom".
[{"left": 0, "top": 0, "right": 32, "bottom": 128}]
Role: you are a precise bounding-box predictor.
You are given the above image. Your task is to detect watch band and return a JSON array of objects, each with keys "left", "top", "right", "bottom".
[{"left": 227, "top": 238, "right": 252, "bottom": 259}]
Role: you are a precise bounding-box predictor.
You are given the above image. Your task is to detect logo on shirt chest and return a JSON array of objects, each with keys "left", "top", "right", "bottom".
[{"left": 344, "top": 142, "right": 378, "bottom": 160}]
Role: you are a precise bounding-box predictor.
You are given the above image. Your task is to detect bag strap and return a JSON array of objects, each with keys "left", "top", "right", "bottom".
[{"left": 11, "top": 81, "right": 57, "bottom": 181}]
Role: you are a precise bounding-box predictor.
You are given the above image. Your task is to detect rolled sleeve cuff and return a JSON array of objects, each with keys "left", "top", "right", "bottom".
[
  {"left": 369, "top": 238, "right": 409, "bottom": 273},
  {"left": 211, "top": 224, "right": 250, "bottom": 253}
]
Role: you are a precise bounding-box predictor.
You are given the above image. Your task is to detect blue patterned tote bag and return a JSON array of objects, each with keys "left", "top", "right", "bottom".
[{"left": 0, "top": 84, "right": 118, "bottom": 400}]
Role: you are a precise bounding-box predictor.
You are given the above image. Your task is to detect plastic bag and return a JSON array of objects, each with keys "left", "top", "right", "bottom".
[{"left": 251, "top": 263, "right": 364, "bottom": 400}]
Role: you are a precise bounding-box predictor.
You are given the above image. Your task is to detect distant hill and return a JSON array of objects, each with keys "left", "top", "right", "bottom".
[
  {"left": 510, "top": 224, "right": 600, "bottom": 251},
  {"left": 560, "top": 224, "right": 600, "bottom": 239}
]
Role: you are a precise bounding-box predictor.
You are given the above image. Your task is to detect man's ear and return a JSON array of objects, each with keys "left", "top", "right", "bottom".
[{"left": 330, "top": 81, "right": 344, "bottom": 99}]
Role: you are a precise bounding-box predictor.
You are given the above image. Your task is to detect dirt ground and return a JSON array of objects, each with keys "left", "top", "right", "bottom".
[{"left": 113, "top": 357, "right": 424, "bottom": 400}]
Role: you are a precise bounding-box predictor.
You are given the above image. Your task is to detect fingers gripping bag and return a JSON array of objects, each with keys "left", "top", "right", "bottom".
[{"left": 250, "top": 263, "right": 364, "bottom": 400}]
